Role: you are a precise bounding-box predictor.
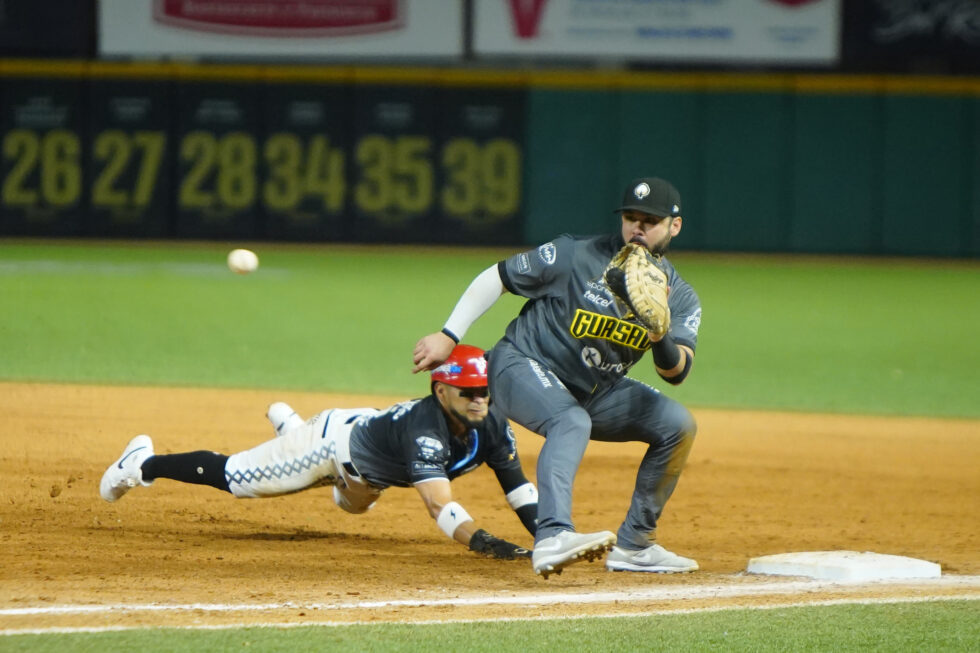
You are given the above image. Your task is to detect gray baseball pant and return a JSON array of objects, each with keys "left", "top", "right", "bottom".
[{"left": 488, "top": 342, "right": 696, "bottom": 549}]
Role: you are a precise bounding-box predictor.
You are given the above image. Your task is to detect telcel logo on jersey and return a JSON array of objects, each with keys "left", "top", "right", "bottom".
[
  {"left": 584, "top": 281, "right": 613, "bottom": 308},
  {"left": 569, "top": 309, "right": 651, "bottom": 351}
]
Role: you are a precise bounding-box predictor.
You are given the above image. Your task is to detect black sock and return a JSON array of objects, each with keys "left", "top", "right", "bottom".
[{"left": 141, "top": 451, "right": 231, "bottom": 493}]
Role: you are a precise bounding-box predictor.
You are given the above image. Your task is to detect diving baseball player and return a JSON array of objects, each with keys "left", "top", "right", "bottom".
[
  {"left": 414, "top": 177, "right": 701, "bottom": 578},
  {"left": 100, "top": 345, "right": 537, "bottom": 560}
]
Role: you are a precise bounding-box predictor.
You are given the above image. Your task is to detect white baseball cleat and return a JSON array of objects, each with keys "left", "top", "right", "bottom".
[
  {"left": 99, "top": 435, "right": 155, "bottom": 502},
  {"left": 532, "top": 530, "right": 617, "bottom": 579},
  {"left": 267, "top": 402, "right": 304, "bottom": 436},
  {"left": 605, "top": 543, "right": 699, "bottom": 573}
]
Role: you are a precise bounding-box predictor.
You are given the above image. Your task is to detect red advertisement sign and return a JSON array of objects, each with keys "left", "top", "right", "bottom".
[
  {"left": 154, "top": 0, "right": 403, "bottom": 36},
  {"left": 508, "top": 0, "right": 548, "bottom": 38}
]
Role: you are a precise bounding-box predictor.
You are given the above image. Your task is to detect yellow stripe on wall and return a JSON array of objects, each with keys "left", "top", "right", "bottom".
[{"left": 2, "top": 58, "right": 980, "bottom": 95}]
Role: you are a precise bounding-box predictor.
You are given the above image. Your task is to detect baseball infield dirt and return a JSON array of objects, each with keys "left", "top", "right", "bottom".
[{"left": 1, "top": 382, "right": 977, "bottom": 631}]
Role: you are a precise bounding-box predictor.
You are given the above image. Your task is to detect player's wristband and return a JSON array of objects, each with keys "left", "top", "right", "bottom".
[
  {"left": 436, "top": 501, "right": 472, "bottom": 539},
  {"left": 505, "top": 483, "right": 538, "bottom": 510},
  {"left": 440, "top": 328, "right": 460, "bottom": 344},
  {"left": 651, "top": 333, "right": 681, "bottom": 370}
]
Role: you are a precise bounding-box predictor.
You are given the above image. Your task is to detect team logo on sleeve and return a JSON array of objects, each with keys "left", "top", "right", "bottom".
[
  {"left": 504, "top": 424, "right": 517, "bottom": 459},
  {"left": 415, "top": 436, "right": 444, "bottom": 462},
  {"left": 684, "top": 308, "right": 702, "bottom": 334},
  {"left": 537, "top": 243, "right": 557, "bottom": 265}
]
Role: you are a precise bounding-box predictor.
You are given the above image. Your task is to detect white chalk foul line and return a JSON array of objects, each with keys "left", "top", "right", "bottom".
[
  {"left": 2, "top": 594, "right": 979, "bottom": 637},
  {"left": 3, "top": 575, "right": 979, "bottom": 617}
]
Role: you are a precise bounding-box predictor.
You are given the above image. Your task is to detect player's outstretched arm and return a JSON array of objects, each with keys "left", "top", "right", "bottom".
[
  {"left": 414, "top": 479, "right": 530, "bottom": 560},
  {"left": 412, "top": 264, "right": 506, "bottom": 373}
]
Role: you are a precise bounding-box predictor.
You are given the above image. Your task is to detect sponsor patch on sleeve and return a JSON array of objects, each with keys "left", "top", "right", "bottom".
[
  {"left": 517, "top": 252, "right": 530, "bottom": 273},
  {"left": 412, "top": 461, "right": 445, "bottom": 475}
]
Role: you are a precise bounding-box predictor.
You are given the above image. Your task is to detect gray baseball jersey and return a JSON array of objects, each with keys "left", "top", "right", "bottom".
[
  {"left": 348, "top": 396, "right": 524, "bottom": 490},
  {"left": 496, "top": 233, "right": 702, "bottom": 397}
]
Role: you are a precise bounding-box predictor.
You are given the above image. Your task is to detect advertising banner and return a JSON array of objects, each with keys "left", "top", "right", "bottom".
[
  {"left": 843, "top": 0, "right": 980, "bottom": 73},
  {"left": 99, "top": 0, "right": 463, "bottom": 59},
  {"left": 474, "top": 0, "right": 841, "bottom": 65}
]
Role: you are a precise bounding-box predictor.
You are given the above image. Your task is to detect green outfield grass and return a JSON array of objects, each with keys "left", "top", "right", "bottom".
[
  {"left": 1, "top": 240, "right": 977, "bottom": 417},
  {"left": 2, "top": 600, "right": 978, "bottom": 652}
]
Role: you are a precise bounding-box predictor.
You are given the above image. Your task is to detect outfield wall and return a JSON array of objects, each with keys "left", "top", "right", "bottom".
[{"left": 2, "top": 60, "right": 978, "bottom": 257}]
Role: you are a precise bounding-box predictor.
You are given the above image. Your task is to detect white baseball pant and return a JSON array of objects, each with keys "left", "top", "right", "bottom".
[{"left": 224, "top": 408, "right": 383, "bottom": 514}]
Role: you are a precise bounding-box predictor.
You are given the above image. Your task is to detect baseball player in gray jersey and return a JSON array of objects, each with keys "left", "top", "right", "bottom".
[
  {"left": 100, "top": 345, "right": 537, "bottom": 560},
  {"left": 414, "top": 178, "right": 701, "bottom": 578}
]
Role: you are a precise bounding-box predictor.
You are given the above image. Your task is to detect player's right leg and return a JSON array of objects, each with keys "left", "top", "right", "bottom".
[
  {"left": 589, "top": 377, "right": 698, "bottom": 572},
  {"left": 100, "top": 434, "right": 235, "bottom": 502},
  {"left": 100, "top": 435, "right": 232, "bottom": 502},
  {"left": 100, "top": 410, "right": 341, "bottom": 502},
  {"left": 488, "top": 342, "right": 616, "bottom": 578}
]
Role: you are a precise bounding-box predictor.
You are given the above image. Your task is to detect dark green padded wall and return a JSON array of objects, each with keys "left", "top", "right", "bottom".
[
  {"left": 791, "top": 94, "right": 880, "bottom": 254},
  {"left": 701, "top": 92, "right": 792, "bottom": 252},
  {"left": 881, "top": 95, "right": 970, "bottom": 256},
  {"left": 524, "top": 80, "right": 979, "bottom": 257},
  {"left": 522, "top": 89, "right": 620, "bottom": 245},
  {"left": 616, "top": 91, "right": 705, "bottom": 250},
  {"left": 974, "top": 98, "right": 980, "bottom": 257}
]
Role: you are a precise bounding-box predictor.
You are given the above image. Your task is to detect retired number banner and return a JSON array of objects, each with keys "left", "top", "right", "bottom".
[
  {"left": 87, "top": 80, "right": 173, "bottom": 237},
  {"left": 0, "top": 79, "right": 87, "bottom": 235},
  {"left": 174, "top": 82, "right": 262, "bottom": 238}
]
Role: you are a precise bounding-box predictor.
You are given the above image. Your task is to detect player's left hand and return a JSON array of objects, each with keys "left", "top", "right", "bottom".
[
  {"left": 468, "top": 529, "right": 532, "bottom": 560},
  {"left": 412, "top": 332, "right": 456, "bottom": 374},
  {"left": 604, "top": 243, "right": 671, "bottom": 338}
]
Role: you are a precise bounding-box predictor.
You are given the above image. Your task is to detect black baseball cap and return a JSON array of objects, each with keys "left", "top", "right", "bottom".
[{"left": 613, "top": 177, "right": 681, "bottom": 218}]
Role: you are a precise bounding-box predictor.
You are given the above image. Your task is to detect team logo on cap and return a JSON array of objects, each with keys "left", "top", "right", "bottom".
[
  {"left": 634, "top": 183, "right": 650, "bottom": 199},
  {"left": 434, "top": 363, "right": 463, "bottom": 375}
]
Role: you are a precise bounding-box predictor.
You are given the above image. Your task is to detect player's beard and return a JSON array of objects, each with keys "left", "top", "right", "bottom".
[
  {"left": 648, "top": 231, "right": 673, "bottom": 256},
  {"left": 449, "top": 405, "right": 486, "bottom": 431}
]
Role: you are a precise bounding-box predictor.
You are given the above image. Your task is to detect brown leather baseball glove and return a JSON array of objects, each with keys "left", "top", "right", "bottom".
[{"left": 603, "top": 243, "right": 671, "bottom": 338}]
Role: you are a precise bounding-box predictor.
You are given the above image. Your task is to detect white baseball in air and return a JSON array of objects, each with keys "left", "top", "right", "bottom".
[{"left": 227, "top": 248, "right": 259, "bottom": 274}]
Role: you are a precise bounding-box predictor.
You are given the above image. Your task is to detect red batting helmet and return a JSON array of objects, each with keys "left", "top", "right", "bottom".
[{"left": 430, "top": 344, "right": 488, "bottom": 388}]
